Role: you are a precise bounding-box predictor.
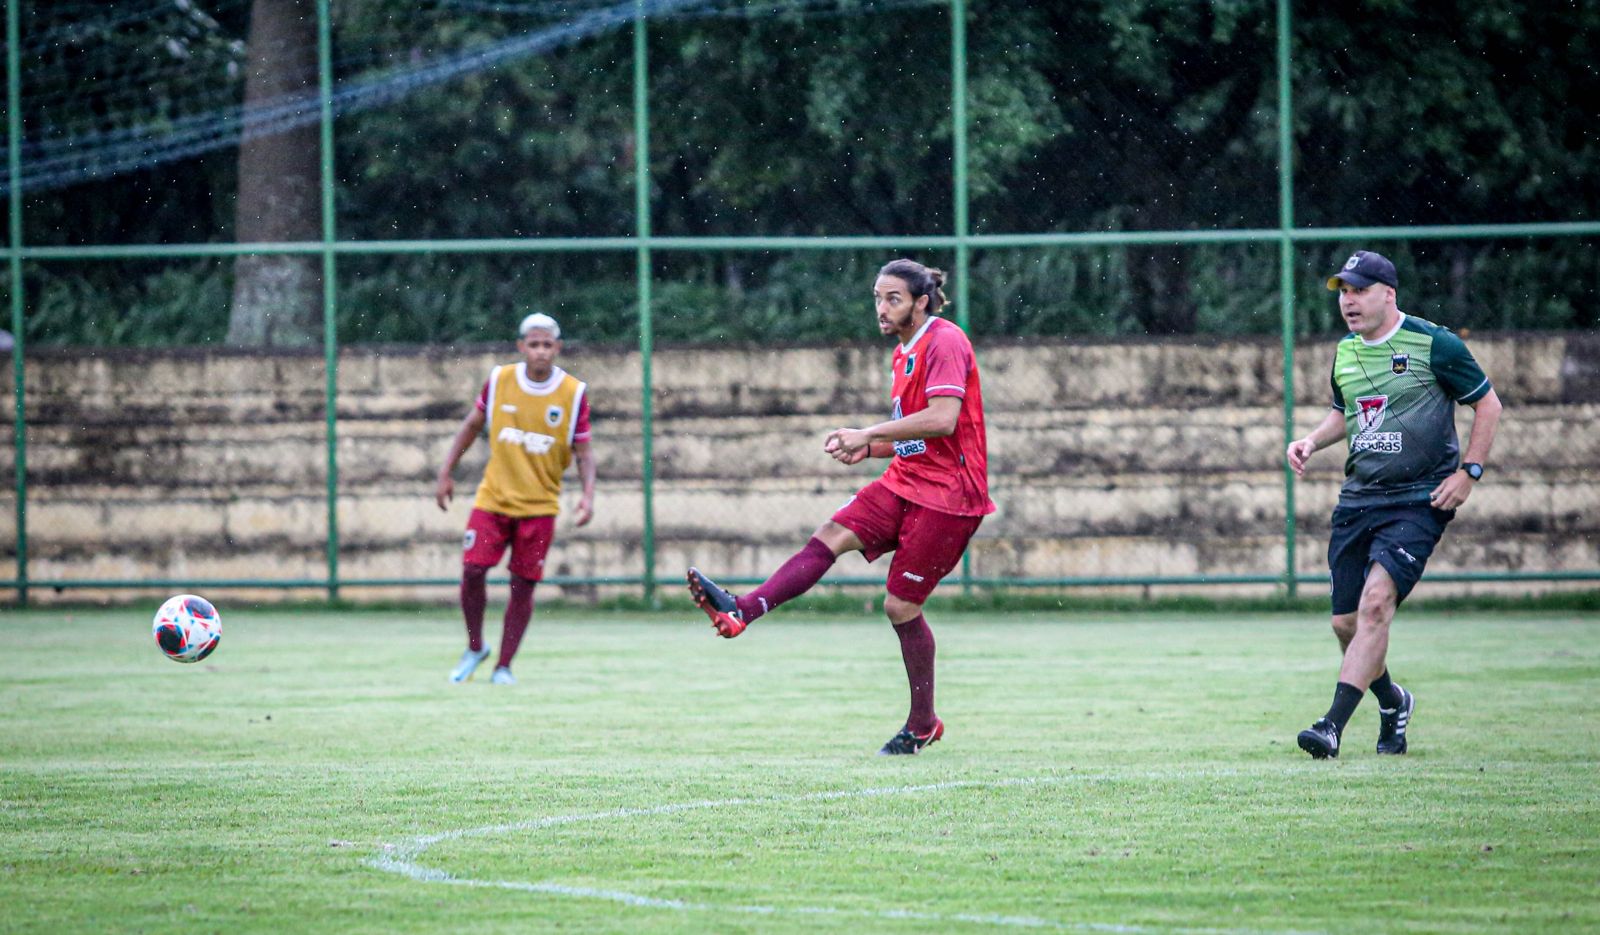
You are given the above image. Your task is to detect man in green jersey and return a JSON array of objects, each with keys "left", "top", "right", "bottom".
[{"left": 1286, "top": 250, "right": 1503, "bottom": 758}]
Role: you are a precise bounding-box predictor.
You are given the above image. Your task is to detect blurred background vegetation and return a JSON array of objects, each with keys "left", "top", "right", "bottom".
[{"left": 9, "top": 0, "right": 1598, "bottom": 347}]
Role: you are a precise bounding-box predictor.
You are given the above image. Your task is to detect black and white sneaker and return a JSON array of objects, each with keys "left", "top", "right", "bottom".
[
  {"left": 1296, "top": 718, "right": 1340, "bottom": 759},
  {"left": 877, "top": 717, "right": 944, "bottom": 756},
  {"left": 1376, "top": 686, "right": 1414, "bottom": 755}
]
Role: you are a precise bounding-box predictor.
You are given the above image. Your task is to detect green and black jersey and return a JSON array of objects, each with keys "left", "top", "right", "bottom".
[{"left": 1328, "top": 313, "right": 1491, "bottom": 508}]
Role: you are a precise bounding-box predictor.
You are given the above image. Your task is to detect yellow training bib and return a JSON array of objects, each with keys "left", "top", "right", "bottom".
[{"left": 473, "top": 363, "right": 585, "bottom": 517}]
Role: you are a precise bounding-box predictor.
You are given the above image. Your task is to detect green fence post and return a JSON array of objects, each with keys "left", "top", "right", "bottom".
[
  {"left": 1277, "top": 0, "right": 1297, "bottom": 599},
  {"left": 951, "top": 0, "right": 973, "bottom": 595},
  {"left": 318, "top": 0, "right": 340, "bottom": 601},
  {"left": 5, "top": 0, "right": 24, "bottom": 605},
  {"left": 951, "top": 0, "right": 970, "bottom": 335},
  {"left": 635, "top": 1, "right": 657, "bottom": 606}
]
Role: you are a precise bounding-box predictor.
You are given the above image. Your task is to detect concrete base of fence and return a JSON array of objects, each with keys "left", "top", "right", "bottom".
[{"left": 3, "top": 334, "right": 1596, "bottom": 603}]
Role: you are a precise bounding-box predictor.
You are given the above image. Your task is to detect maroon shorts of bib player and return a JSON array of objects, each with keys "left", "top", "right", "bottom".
[
  {"left": 831, "top": 479, "right": 983, "bottom": 604},
  {"left": 464, "top": 508, "right": 556, "bottom": 580}
]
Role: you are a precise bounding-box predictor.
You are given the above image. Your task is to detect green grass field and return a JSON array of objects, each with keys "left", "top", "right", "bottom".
[{"left": 2, "top": 605, "right": 1597, "bottom": 934}]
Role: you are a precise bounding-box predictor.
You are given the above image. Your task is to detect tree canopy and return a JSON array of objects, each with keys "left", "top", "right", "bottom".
[{"left": 12, "top": 0, "right": 1599, "bottom": 346}]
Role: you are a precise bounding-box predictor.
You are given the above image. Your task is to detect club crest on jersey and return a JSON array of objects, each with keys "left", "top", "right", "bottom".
[
  {"left": 1355, "top": 394, "right": 1388, "bottom": 434},
  {"left": 903, "top": 353, "right": 916, "bottom": 377},
  {"left": 545, "top": 405, "right": 564, "bottom": 427},
  {"left": 1390, "top": 353, "right": 1409, "bottom": 375}
]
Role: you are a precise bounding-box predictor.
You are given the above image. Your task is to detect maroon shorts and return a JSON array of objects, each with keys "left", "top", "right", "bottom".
[
  {"left": 463, "top": 509, "right": 556, "bottom": 580},
  {"left": 830, "top": 479, "right": 984, "bottom": 604}
]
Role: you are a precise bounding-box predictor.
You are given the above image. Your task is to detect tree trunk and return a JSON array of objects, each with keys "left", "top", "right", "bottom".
[
  {"left": 1133, "top": 246, "right": 1198, "bottom": 335},
  {"left": 228, "top": 0, "right": 322, "bottom": 347}
]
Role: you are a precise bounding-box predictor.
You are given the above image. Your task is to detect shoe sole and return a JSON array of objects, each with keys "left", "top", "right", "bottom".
[
  {"left": 1296, "top": 731, "right": 1337, "bottom": 759},
  {"left": 686, "top": 568, "right": 738, "bottom": 614},
  {"left": 687, "top": 569, "right": 746, "bottom": 636},
  {"left": 710, "top": 610, "right": 745, "bottom": 638}
]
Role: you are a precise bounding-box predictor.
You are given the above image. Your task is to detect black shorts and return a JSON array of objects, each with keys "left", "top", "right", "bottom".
[{"left": 1327, "top": 503, "right": 1455, "bottom": 615}]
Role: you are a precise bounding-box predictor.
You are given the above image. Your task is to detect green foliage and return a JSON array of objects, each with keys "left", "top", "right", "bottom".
[
  {"left": 16, "top": 0, "right": 1600, "bottom": 345},
  {"left": 2, "top": 609, "right": 1598, "bottom": 932},
  {"left": 1293, "top": 1, "right": 1600, "bottom": 227},
  {"left": 26, "top": 262, "right": 233, "bottom": 347}
]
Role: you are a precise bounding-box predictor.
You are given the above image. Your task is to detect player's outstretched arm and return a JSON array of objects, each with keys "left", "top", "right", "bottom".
[
  {"left": 1286, "top": 408, "right": 1346, "bottom": 478},
  {"left": 435, "top": 408, "right": 487, "bottom": 510},
  {"left": 824, "top": 429, "right": 873, "bottom": 463},
  {"left": 831, "top": 397, "right": 960, "bottom": 448}
]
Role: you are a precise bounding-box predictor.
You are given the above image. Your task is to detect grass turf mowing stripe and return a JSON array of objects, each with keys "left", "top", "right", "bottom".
[{"left": 371, "top": 770, "right": 1333, "bottom": 934}]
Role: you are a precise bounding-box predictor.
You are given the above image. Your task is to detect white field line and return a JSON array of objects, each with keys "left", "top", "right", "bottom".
[{"left": 367, "top": 770, "right": 1328, "bottom": 935}]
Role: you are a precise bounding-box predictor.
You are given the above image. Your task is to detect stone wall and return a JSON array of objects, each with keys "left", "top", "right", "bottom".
[{"left": 3, "top": 333, "right": 1596, "bottom": 603}]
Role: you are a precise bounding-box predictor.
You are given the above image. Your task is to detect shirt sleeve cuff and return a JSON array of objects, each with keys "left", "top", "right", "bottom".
[{"left": 1457, "top": 378, "right": 1491, "bottom": 404}]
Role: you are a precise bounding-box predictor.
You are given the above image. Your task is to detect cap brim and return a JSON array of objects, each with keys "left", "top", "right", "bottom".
[{"left": 1326, "top": 271, "right": 1379, "bottom": 291}]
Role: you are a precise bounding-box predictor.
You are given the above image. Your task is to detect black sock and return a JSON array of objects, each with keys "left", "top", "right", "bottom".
[
  {"left": 1369, "top": 669, "right": 1403, "bottom": 709},
  {"left": 1323, "top": 682, "right": 1365, "bottom": 735}
]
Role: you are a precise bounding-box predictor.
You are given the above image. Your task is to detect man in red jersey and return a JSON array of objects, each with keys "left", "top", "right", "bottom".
[{"left": 687, "top": 258, "right": 994, "bottom": 755}]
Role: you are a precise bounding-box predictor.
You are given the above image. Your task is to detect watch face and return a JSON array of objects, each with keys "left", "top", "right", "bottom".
[{"left": 1465, "top": 463, "right": 1483, "bottom": 480}]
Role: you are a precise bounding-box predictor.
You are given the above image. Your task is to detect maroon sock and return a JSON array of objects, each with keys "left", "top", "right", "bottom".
[
  {"left": 736, "top": 537, "right": 837, "bottom": 623},
  {"left": 461, "top": 563, "right": 490, "bottom": 652},
  {"left": 893, "top": 614, "right": 937, "bottom": 735},
  {"left": 497, "top": 576, "right": 536, "bottom": 669}
]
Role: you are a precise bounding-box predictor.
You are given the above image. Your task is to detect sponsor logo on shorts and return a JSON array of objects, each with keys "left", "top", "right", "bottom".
[
  {"left": 901, "top": 571, "right": 926, "bottom": 582},
  {"left": 463, "top": 529, "right": 477, "bottom": 550},
  {"left": 497, "top": 426, "right": 557, "bottom": 454}
]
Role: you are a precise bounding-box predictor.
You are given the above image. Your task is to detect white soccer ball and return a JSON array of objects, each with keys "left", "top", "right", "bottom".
[{"left": 152, "top": 594, "right": 222, "bottom": 664}]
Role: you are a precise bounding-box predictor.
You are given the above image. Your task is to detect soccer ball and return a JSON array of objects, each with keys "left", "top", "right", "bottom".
[{"left": 152, "top": 594, "right": 222, "bottom": 663}]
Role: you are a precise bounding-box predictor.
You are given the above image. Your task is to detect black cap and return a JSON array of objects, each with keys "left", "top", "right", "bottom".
[{"left": 1326, "top": 251, "right": 1398, "bottom": 291}]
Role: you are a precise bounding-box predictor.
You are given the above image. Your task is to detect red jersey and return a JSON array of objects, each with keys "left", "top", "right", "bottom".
[{"left": 878, "top": 316, "right": 995, "bottom": 517}]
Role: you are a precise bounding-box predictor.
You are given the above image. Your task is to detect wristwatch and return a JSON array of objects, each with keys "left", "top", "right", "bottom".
[{"left": 1462, "top": 462, "right": 1484, "bottom": 481}]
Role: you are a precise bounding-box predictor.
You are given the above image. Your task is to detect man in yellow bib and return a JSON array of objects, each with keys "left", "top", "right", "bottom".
[{"left": 434, "top": 312, "right": 596, "bottom": 685}]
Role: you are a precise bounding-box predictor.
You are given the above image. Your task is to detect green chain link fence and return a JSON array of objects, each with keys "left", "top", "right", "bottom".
[{"left": 4, "top": 0, "right": 1599, "bottom": 605}]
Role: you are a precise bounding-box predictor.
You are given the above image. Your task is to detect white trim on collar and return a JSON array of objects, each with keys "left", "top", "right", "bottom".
[
  {"left": 1361, "top": 311, "right": 1406, "bottom": 347},
  {"left": 900, "top": 317, "right": 936, "bottom": 354},
  {"left": 516, "top": 363, "right": 567, "bottom": 394}
]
